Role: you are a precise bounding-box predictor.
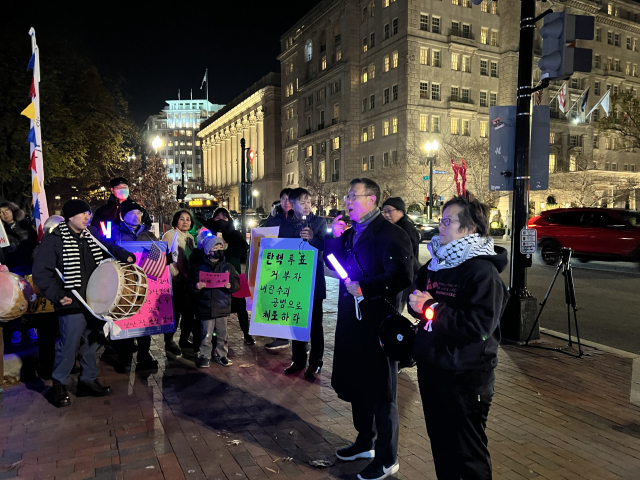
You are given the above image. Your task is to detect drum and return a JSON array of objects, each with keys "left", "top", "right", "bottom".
[
  {"left": 0, "top": 272, "right": 36, "bottom": 321},
  {"left": 379, "top": 314, "right": 420, "bottom": 363},
  {"left": 86, "top": 260, "right": 148, "bottom": 320}
]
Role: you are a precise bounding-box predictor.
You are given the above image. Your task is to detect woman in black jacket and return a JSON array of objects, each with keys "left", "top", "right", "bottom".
[
  {"left": 408, "top": 194, "right": 509, "bottom": 480},
  {"left": 204, "top": 208, "right": 253, "bottom": 345}
]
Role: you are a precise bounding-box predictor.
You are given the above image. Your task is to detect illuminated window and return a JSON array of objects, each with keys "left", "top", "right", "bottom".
[{"left": 419, "top": 114, "right": 428, "bottom": 131}]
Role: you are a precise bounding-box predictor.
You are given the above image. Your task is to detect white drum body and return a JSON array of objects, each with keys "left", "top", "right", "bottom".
[
  {"left": 86, "top": 260, "right": 148, "bottom": 320},
  {"left": 0, "top": 272, "right": 35, "bottom": 321}
]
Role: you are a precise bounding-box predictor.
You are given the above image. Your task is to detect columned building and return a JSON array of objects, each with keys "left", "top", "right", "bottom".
[{"left": 198, "top": 73, "right": 282, "bottom": 212}]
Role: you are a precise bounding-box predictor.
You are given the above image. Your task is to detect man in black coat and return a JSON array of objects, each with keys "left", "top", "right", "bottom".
[
  {"left": 33, "top": 200, "right": 135, "bottom": 408},
  {"left": 325, "top": 178, "right": 413, "bottom": 480}
]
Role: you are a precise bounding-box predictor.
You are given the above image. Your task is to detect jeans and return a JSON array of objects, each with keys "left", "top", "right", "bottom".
[
  {"left": 200, "top": 316, "right": 228, "bottom": 359},
  {"left": 292, "top": 299, "right": 324, "bottom": 366},
  {"left": 417, "top": 366, "right": 495, "bottom": 480},
  {"left": 351, "top": 399, "right": 399, "bottom": 467},
  {"left": 52, "top": 313, "right": 101, "bottom": 385}
]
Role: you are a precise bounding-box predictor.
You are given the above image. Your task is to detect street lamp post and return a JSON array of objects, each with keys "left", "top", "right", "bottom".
[{"left": 424, "top": 140, "right": 439, "bottom": 221}]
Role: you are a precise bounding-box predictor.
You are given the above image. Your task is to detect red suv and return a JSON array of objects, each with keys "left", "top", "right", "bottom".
[{"left": 528, "top": 208, "right": 640, "bottom": 266}]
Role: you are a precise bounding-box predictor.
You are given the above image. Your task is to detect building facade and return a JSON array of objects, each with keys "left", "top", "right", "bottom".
[
  {"left": 278, "top": 0, "right": 639, "bottom": 216},
  {"left": 198, "top": 73, "right": 282, "bottom": 212},
  {"left": 143, "top": 99, "right": 223, "bottom": 193}
]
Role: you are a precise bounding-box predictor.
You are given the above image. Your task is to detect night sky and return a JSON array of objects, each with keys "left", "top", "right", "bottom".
[{"left": 2, "top": 1, "right": 322, "bottom": 125}]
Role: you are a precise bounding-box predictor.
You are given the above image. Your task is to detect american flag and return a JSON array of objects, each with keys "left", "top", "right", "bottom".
[{"left": 140, "top": 242, "right": 166, "bottom": 279}]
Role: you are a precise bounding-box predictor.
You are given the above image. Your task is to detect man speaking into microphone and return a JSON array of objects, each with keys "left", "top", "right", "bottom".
[{"left": 325, "top": 178, "right": 413, "bottom": 480}]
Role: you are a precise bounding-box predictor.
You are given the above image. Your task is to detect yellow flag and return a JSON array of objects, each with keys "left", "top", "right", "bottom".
[
  {"left": 21, "top": 102, "right": 36, "bottom": 120},
  {"left": 32, "top": 176, "right": 41, "bottom": 194}
]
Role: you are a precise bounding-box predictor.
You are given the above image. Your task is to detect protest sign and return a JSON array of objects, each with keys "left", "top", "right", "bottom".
[
  {"left": 246, "top": 226, "right": 279, "bottom": 310},
  {"left": 199, "top": 271, "right": 229, "bottom": 288},
  {"left": 249, "top": 238, "right": 317, "bottom": 342},
  {"left": 110, "top": 241, "right": 175, "bottom": 340}
]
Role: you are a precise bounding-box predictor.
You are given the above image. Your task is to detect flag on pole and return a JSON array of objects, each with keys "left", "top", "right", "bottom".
[
  {"left": 140, "top": 242, "right": 167, "bottom": 279},
  {"left": 26, "top": 28, "right": 49, "bottom": 241},
  {"left": 558, "top": 82, "right": 567, "bottom": 113},
  {"left": 200, "top": 69, "right": 207, "bottom": 89}
]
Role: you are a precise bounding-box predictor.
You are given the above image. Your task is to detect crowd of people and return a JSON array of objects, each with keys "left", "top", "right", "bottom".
[{"left": 1, "top": 174, "right": 508, "bottom": 480}]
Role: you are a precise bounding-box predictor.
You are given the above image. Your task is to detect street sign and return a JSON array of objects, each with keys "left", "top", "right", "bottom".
[
  {"left": 520, "top": 228, "right": 537, "bottom": 254},
  {"left": 433, "top": 170, "right": 448, "bottom": 174},
  {"left": 423, "top": 175, "right": 430, "bottom": 181}
]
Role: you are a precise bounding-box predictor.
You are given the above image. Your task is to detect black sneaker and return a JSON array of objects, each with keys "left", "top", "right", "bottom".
[
  {"left": 265, "top": 338, "right": 289, "bottom": 351},
  {"left": 336, "top": 443, "right": 375, "bottom": 461},
  {"left": 165, "top": 341, "right": 182, "bottom": 357},
  {"left": 243, "top": 334, "right": 256, "bottom": 345},
  {"left": 51, "top": 384, "right": 71, "bottom": 408},
  {"left": 215, "top": 356, "right": 232, "bottom": 367},
  {"left": 357, "top": 461, "right": 399, "bottom": 480},
  {"left": 76, "top": 379, "right": 112, "bottom": 398},
  {"left": 196, "top": 357, "right": 210, "bottom": 368}
]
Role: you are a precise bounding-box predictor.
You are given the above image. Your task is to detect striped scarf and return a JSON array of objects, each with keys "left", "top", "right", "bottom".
[{"left": 58, "top": 221, "right": 105, "bottom": 290}]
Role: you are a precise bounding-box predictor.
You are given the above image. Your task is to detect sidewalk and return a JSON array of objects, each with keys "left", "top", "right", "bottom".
[{"left": 1, "top": 277, "right": 640, "bottom": 479}]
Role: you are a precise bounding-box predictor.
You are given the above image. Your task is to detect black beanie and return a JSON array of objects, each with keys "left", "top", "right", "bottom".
[
  {"left": 110, "top": 177, "right": 129, "bottom": 188},
  {"left": 62, "top": 199, "right": 91, "bottom": 220},
  {"left": 120, "top": 199, "right": 145, "bottom": 218},
  {"left": 382, "top": 197, "right": 406, "bottom": 213}
]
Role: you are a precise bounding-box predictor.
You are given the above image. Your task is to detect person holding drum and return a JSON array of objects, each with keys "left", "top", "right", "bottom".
[
  {"left": 408, "top": 194, "right": 509, "bottom": 480},
  {"left": 33, "top": 199, "right": 135, "bottom": 408},
  {"left": 162, "top": 209, "right": 197, "bottom": 357}
]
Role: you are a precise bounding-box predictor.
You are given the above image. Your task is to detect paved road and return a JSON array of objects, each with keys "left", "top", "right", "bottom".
[{"left": 417, "top": 241, "right": 640, "bottom": 355}]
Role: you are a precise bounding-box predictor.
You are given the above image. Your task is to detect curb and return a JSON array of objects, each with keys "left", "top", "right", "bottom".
[{"left": 541, "top": 328, "right": 640, "bottom": 406}]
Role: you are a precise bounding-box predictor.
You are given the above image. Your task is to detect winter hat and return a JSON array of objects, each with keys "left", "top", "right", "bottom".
[
  {"left": 110, "top": 177, "right": 129, "bottom": 188},
  {"left": 382, "top": 197, "right": 406, "bottom": 213},
  {"left": 203, "top": 235, "right": 224, "bottom": 254},
  {"left": 62, "top": 199, "right": 91, "bottom": 220},
  {"left": 120, "top": 199, "right": 145, "bottom": 218}
]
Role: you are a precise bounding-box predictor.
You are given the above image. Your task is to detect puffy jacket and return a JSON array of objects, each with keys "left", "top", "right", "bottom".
[
  {"left": 188, "top": 257, "right": 240, "bottom": 319},
  {"left": 32, "top": 225, "right": 134, "bottom": 314}
]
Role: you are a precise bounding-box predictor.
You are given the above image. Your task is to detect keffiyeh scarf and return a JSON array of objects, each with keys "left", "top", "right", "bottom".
[
  {"left": 59, "top": 221, "right": 106, "bottom": 289},
  {"left": 427, "top": 233, "right": 496, "bottom": 271}
]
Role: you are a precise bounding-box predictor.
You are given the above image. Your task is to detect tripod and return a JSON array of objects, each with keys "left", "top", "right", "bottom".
[{"left": 526, "top": 247, "right": 583, "bottom": 358}]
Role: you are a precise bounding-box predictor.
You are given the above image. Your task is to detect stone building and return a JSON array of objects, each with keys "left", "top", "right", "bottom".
[
  {"left": 198, "top": 73, "right": 282, "bottom": 212},
  {"left": 278, "top": 0, "right": 639, "bottom": 216}
]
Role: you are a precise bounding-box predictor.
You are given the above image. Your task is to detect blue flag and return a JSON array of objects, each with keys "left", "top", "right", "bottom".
[
  {"left": 26, "top": 127, "right": 36, "bottom": 144},
  {"left": 27, "top": 53, "right": 35, "bottom": 71}
]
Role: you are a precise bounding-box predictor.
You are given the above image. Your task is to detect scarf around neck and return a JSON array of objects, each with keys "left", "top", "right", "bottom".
[
  {"left": 58, "top": 221, "right": 106, "bottom": 290},
  {"left": 427, "top": 233, "right": 496, "bottom": 271}
]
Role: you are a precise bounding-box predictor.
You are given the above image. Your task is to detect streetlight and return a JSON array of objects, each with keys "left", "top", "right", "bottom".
[
  {"left": 424, "top": 140, "right": 439, "bottom": 221},
  {"left": 152, "top": 136, "right": 162, "bottom": 154}
]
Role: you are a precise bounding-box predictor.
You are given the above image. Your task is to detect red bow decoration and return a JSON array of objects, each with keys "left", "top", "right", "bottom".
[{"left": 451, "top": 158, "right": 467, "bottom": 197}]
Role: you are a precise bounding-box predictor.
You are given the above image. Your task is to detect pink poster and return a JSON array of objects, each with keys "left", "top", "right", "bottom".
[{"left": 110, "top": 244, "right": 175, "bottom": 339}]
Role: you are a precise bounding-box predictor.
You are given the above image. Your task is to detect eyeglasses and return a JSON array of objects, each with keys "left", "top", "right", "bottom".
[
  {"left": 439, "top": 218, "right": 460, "bottom": 227},
  {"left": 344, "top": 193, "right": 370, "bottom": 202}
]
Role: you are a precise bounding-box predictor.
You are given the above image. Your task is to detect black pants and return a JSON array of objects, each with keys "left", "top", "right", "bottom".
[
  {"left": 292, "top": 299, "right": 324, "bottom": 366},
  {"left": 165, "top": 290, "right": 199, "bottom": 347},
  {"left": 351, "top": 398, "right": 399, "bottom": 467},
  {"left": 231, "top": 296, "right": 250, "bottom": 335},
  {"left": 417, "top": 366, "right": 494, "bottom": 480}
]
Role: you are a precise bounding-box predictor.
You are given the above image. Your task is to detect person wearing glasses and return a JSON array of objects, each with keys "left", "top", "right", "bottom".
[
  {"left": 325, "top": 178, "right": 413, "bottom": 480},
  {"left": 407, "top": 194, "right": 509, "bottom": 480}
]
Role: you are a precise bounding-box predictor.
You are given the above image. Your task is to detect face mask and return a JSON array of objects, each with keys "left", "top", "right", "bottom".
[{"left": 209, "top": 250, "right": 224, "bottom": 260}]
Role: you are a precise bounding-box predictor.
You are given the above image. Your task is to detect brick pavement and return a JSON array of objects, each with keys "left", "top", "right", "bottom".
[{"left": 2, "top": 276, "right": 640, "bottom": 479}]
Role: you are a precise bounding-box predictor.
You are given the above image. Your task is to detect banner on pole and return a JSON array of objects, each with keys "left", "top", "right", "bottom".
[{"left": 249, "top": 238, "right": 317, "bottom": 342}]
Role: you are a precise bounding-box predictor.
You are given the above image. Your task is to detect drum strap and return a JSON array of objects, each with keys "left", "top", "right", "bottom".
[{"left": 58, "top": 222, "right": 106, "bottom": 290}]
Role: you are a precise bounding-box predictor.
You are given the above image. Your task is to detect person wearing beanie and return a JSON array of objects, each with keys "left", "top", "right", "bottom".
[
  {"left": 32, "top": 199, "right": 135, "bottom": 408},
  {"left": 188, "top": 235, "right": 240, "bottom": 368}
]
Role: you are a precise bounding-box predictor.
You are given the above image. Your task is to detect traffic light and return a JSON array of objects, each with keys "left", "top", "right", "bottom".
[
  {"left": 246, "top": 149, "right": 255, "bottom": 182},
  {"left": 538, "top": 11, "right": 594, "bottom": 81},
  {"left": 176, "top": 186, "right": 187, "bottom": 201}
]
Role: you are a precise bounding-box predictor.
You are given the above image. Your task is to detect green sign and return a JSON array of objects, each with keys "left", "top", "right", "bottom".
[{"left": 249, "top": 238, "right": 317, "bottom": 341}]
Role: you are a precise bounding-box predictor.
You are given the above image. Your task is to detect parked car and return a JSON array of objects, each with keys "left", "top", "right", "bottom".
[
  {"left": 528, "top": 208, "right": 640, "bottom": 266},
  {"left": 408, "top": 214, "right": 440, "bottom": 242}
]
